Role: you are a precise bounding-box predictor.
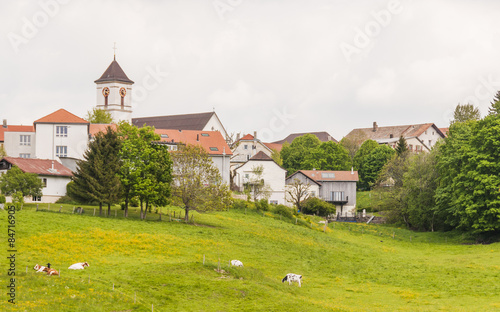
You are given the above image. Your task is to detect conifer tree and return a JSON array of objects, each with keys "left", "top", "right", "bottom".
[
  {"left": 488, "top": 91, "right": 500, "bottom": 116},
  {"left": 395, "top": 136, "right": 408, "bottom": 156}
]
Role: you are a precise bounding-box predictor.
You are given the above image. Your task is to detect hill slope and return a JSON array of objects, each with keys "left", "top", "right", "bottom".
[{"left": 1, "top": 206, "right": 499, "bottom": 311}]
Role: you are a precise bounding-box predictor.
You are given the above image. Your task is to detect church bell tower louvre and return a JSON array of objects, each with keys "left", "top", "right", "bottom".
[{"left": 94, "top": 52, "right": 134, "bottom": 123}]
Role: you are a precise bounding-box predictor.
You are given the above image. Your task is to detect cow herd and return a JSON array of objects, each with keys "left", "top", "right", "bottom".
[
  {"left": 33, "top": 262, "right": 89, "bottom": 276},
  {"left": 231, "top": 259, "right": 303, "bottom": 287},
  {"left": 34, "top": 259, "right": 302, "bottom": 287}
]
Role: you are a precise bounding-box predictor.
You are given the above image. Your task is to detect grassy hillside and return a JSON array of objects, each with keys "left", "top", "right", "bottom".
[{"left": 1, "top": 204, "right": 499, "bottom": 311}]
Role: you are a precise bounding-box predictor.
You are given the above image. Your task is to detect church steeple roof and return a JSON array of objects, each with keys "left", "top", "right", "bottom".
[{"left": 94, "top": 57, "right": 134, "bottom": 84}]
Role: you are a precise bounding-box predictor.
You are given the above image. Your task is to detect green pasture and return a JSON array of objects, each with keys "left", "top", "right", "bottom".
[{"left": 1, "top": 203, "right": 499, "bottom": 311}]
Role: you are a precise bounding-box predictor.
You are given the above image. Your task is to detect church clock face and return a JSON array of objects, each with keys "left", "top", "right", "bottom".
[
  {"left": 120, "top": 87, "right": 126, "bottom": 97},
  {"left": 102, "top": 87, "right": 110, "bottom": 97}
]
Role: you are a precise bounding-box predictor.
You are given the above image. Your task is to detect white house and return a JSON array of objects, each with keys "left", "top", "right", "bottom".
[
  {"left": 345, "top": 122, "right": 446, "bottom": 153},
  {"left": 2, "top": 125, "right": 36, "bottom": 158},
  {"left": 234, "top": 151, "right": 287, "bottom": 205},
  {"left": 33, "top": 109, "right": 90, "bottom": 162},
  {"left": 0, "top": 157, "right": 73, "bottom": 203},
  {"left": 230, "top": 133, "right": 277, "bottom": 170}
]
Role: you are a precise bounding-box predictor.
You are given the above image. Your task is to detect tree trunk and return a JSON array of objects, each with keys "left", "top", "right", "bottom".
[
  {"left": 124, "top": 197, "right": 129, "bottom": 218},
  {"left": 140, "top": 199, "right": 144, "bottom": 220},
  {"left": 99, "top": 202, "right": 103, "bottom": 216},
  {"left": 143, "top": 201, "right": 149, "bottom": 220},
  {"left": 185, "top": 206, "right": 189, "bottom": 222}
]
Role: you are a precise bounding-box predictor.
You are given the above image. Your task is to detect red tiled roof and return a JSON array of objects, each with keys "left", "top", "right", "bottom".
[
  {"left": 263, "top": 142, "right": 282, "bottom": 152},
  {"left": 239, "top": 134, "right": 254, "bottom": 141},
  {"left": 34, "top": 109, "right": 89, "bottom": 124},
  {"left": 289, "top": 170, "right": 359, "bottom": 182},
  {"left": 155, "top": 129, "right": 232, "bottom": 156},
  {"left": 249, "top": 151, "right": 272, "bottom": 161},
  {"left": 439, "top": 128, "right": 449, "bottom": 137},
  {"left": 0, "top": 125, "right": 35, "bottom": 141},
  {"left": 89, "top": 124, "right": 117, "bottom": 137},
  {"left": 1, "top": 157, "right": 73, "bottom": 177}
]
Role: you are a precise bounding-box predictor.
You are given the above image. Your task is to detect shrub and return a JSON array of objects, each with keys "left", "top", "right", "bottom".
[
  {"left": 255, "top": 199, "right": 269, "bottom": 211},
  {"left": 272, "top": 204, "right": 294, "bottom": 219},
  {"left": 232, "top": 199, "right": 248, "bottom": 210},
  {"left": 0, "top": 194, "right": 5, "bottom": 204},
  {"left": 301, "top": 197, "right": 335, "bottom": 217}
]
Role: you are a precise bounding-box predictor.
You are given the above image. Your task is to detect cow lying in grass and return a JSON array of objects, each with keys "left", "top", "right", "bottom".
[
  {"left": 34, "top": 264, "right": 48, "bottom": 273},
  {"left": 33, "top": 264, "right": 59, "bottom": 275},
  {"left": 68, "top": 262, "right": 89, "bottom": 270},
  {"left": 282, "top": 273, "right": 302, "bottom": 287},
  {"left": 230, "top": 260, "right": 243, "bottom": 267}
]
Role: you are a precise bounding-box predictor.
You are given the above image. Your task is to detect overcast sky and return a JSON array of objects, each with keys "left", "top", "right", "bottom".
[{"left": 2, "top": 0, "right": 500, "bottom": 142}]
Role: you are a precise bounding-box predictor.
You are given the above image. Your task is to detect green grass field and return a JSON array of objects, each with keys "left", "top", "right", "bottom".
[{"left": 1, "top": 203, "right": 499, "bottom": 311}]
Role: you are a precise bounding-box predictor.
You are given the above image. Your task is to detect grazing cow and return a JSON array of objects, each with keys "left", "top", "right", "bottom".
[
  {"left": 230, "top": 260, "right": 243, "bottom": 267},
  {"left": 46, "top": 268, "right": 59, "bottom": 276},
  {"left": 68, "top": 262, "right": 89, "bottom": 270},
  {"left": 33, "top": 264, "right": 49, "bottom": 273},
  {"left": 282, "top": 273, "right": 302, "bottom": 287}
]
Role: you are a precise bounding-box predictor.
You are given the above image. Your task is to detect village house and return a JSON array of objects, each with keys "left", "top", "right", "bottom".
[
  {"left": 345, "top": 122, "right": 446, "bottom": 153},
  {"left": 286, "top": 169, "right": 358, "bottom": 216},
  {"left": 0, "top": 157, "right": 73, "bottom": 203},
  {"left": 272, "top": 131, "right": 337, "bottom": 145},
  {"left": 234, "top": 151, "right": 287, "bottom": 205},
  {"left": 154, "top": 129, "right": 232, "bottom": 184},
  {"left": 230, "top": 132, "right": 281, "bottom": 171}
]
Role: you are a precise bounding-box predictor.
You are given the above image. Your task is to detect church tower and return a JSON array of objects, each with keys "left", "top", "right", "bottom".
[{"left": 94, "top": 56, "right": 134, "bottom": 123}]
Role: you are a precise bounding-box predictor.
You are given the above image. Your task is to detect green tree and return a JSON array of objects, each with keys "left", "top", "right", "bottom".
[
  {"left": 436, "top": 116, "right": 500, "bottom": 234},
  {"left": 395, "top": 136, "right": 409, "bottom": 156},
  {"left": 0, "top": 145, "right": 6, "bottom": 158},
  {"left": 245, "top": 165, "right": 272, "bottom": 202},
  {"left": 311, "top": 141, "right": 352, "bottom": 171},
  {"left": 70, "top": 127, "right": 122, "bottom": 216},
  {"left": 270, "top": 148, "right": 283, "bottom": 167},
  {"left": 281, "top": 134, "right": 321, "bottom": 174},
  {"left": 171, "top": 144, "right": 231, "bottom": 222},
  {"left": 117, "top": 122, "right": 172, "bottom": 219},
  {"left": 353, "top": 139, "right": 379, "bottom": 170},
  {"left": 0, "top": 166, "right": 43, "bottom": 199},
  {"left": 86, "top": 108, "right": 114, "bottom": 124},
  {"left": 488, "top": 91, "right": 500, "bottom": 116},
  {"left": 358, "top": 145, "right": 394, "bottom": 190},
  {"left": 453, "top": 103, "right": 481, "bottom": 123}
]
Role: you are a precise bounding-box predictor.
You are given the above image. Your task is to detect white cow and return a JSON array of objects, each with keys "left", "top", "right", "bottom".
[
  {"left": 68, "top": 262, "right": 89, "bottom": 270},
  {"left": 230, "top": 260, "right": 243, "bottom": 267},
  {"left": 282, "top": 273, "right": 302, "bottom": 287}
]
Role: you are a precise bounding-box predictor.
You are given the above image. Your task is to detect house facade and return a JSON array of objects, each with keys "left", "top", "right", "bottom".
[
  {"left": 286, "top": 170, "right": 359, "bottom": 216},
  {"left": 0, "top": 157, "right": 73, "bottom": 203},
  {"left": 234, "top": 151, "right": 287, "bottom": 205},
  {"left": 230, "top": 133, "right": 276, "bottom": 170},
  {"left": 345, "top": 122, "right": 445, "bottom": 153}
]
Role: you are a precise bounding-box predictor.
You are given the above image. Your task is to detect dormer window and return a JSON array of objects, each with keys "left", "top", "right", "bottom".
[
  {"left": 210, "top": 147, "right": 218, "bottom": 151},
  {"left": 201, "top": 133, "right": 209, "bottom": 137},
  {"left": 161, "top": 134, "right": 169, "bottom": 138}
]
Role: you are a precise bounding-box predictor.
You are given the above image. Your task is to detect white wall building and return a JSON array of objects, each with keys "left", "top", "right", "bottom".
[{"left": 234, "top": 151, "right": 287, "bottom": 205}]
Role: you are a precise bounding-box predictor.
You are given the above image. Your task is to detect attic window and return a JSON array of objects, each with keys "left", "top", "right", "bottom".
[
  {"left": 210, "top": 147, "right": 218, "bottom": 151},
  {"left": 321, "top": 172, "right": 335, "bottom": 179},
  {"left": 201, "top": 133, "right": 209, "bottom": 137},
  {"left": 160, "top": 134, "right": 169, "bottom": 138}
]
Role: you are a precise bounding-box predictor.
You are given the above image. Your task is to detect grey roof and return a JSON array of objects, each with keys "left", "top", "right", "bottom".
[
  {"left": 273, "top": 131, "right": 337, "bottom": 144},
  {"left": 344, "top": 123, "right": 445, "bottom": 142},
  {"left": 132, "top": 112, "right": 215, "bottom": 130},
  {"left": 94, "top": 57, "right": 134, "bottom": 84}
]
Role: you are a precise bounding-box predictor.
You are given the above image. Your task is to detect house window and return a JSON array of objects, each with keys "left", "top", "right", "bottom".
[
  {"left": 19, "top": 153, "right": 31, "bottom": 158},
  {"left": 321, "top": 172, "right": 335, "bottom": 179},
  {"left": 416, "top": 145, "right": 421, "bottom": 152},
  {"left": 56, "top": 146, "right": 67, "bottom": 157},
  {"left": 244, "top": 145, "right": 248, "bottom": 150},
  {"left": 32, "top": 196, "right": 41, "bottom": 202},
  {"left": 160, "top": 134, "right": 169, "bottom": 138},
  {"left": 311, "top": 191, "right": 316, "bottom": 197},
  {"left": 432, "top": 131, "right": 435, "bottom": 135},
  {"left": 428, "top": 140, "right": 432, "bottom": 146},
  {"left": 247, "top": 155, "right": 250, "bottom": 160},
  {"left": 408, "top": 145, "right": 413, "bottom": 151},
  {"left": 41, "top": 178, "right": 47, "bottom": 188},
  {"left": 210, "top": 147, "right": 219, "bottom": 151},
  {"left": 331, "top": 191, "right": 345, "bottom": 201},
  {"left": 269, "top": 200, "right": 278, "bottom": 205},
  {"left": 20, "top": 135, "right": 31, "bottom": 146},
  {"left": 244, "top": 174, "right": 249, "bottom": 179},
  {"left": 56, "top": 126, "right": 68, "bottom": 137},
  {"left": 425, "top": 130, "right": 427, "bottom": 135}
]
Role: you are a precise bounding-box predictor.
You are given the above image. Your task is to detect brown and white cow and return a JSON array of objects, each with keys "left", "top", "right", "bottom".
[{"left": 33, "top": 264, "right": 49, "bottom": 273}]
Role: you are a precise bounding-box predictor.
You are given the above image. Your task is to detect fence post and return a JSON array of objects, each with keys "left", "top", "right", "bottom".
[
  {"left": 59, "top": 206, "right": 62, "bottom": 213},
  {"left": 392, "top": 232, "right": 395, "bottom": 239},
  {"left": 93, "top": 208, "right": 96, "bottom": 216},
  {"left": 295, "top": 218, "right": 297, "bottom": 224},
  {"left": 115, "top": 209, "right": 117, "bottom": 217}
]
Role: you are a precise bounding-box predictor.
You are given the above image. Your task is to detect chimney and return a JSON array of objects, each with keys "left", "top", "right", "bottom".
[
  {"left": 351, "top": 167, "right": 354, "bottom": 174},
  {"left": 253, "top": 131, "right": 257, "bottom": 140},
  {"left": 51, "top": 161, "right": 54, "bottom": 170},
  {"left": 2, "top": 119, "right": 6, "bottom": 128},
  {"left": 197, "top": 134, "right": 199, "bottom": 141},
  {"left": 373, "top": 122, "right": 378, "bottom": 132},
  {"left": 236, "top": 133, "right": 240, "bottom": 141}
]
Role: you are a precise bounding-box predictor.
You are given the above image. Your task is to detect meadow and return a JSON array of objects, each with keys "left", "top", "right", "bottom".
[{"left": 1, "top": 203, "right": 499, "bottom": 311}]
